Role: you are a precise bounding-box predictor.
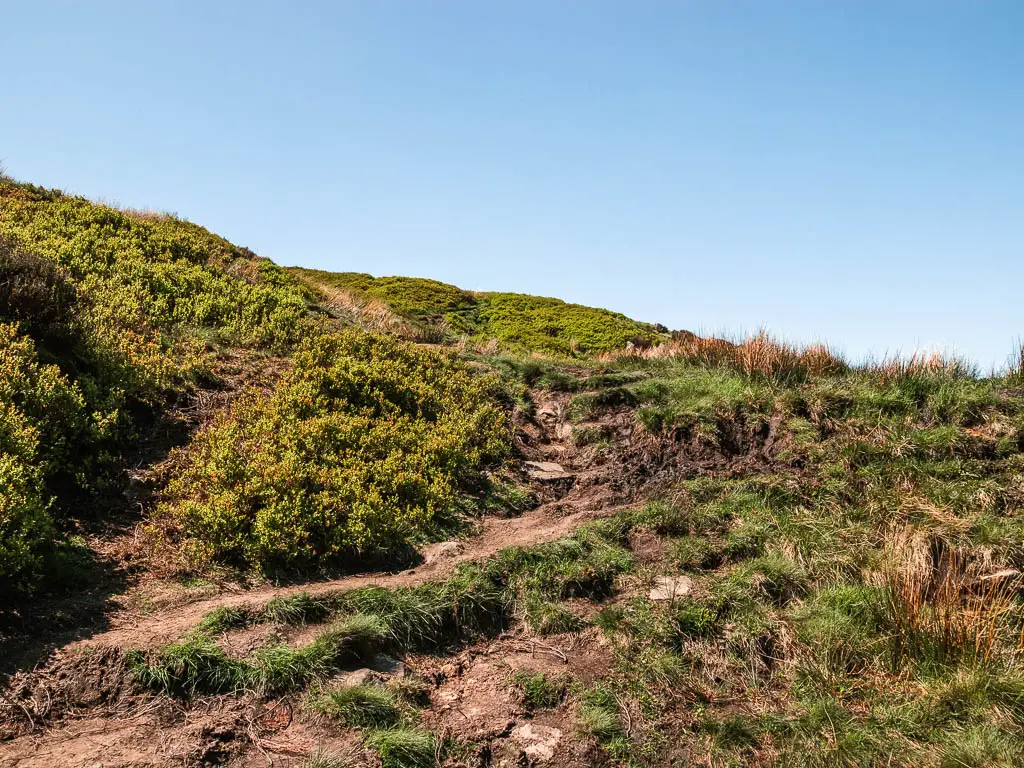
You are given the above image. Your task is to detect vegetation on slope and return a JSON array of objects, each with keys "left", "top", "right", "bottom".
[
  {"left": 509, "top": 343, "right": 1024, "bottom": 766},
  {"left": 7, "top": 171, "right": 1024, "bottom": 766},
  {"left": 160, "top": 330, "right": 510, "bottom": 573},
  {"left": 0, "top": 177, "right": 332, "bottom": 592},
  {"left": 290, "top": 267, "right": 665, "bottom": 356}
]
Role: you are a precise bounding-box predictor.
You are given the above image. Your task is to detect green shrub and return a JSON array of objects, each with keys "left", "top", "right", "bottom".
[
  {"left": 165, "top": 330, "right": 510, "bottom": 571},
  {"left": 0, "top": 237, "right": 78, "bottom": 345},
  {"left": 0, "top": 179, "right": 326, "bottom": 596},
  {"left": 478, "top": 292, "right": 660, "bottom": 355},
  {"left": 291, "top": 269, "right": 664, "bottom": 356},
  {"left": 0, "top": 323, "right": 88, "bottom": 590}
]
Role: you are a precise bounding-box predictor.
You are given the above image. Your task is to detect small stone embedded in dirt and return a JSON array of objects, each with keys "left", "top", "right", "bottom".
[
  {"left": 433, "top": 540, "right": 465, "bottom": 559},
  {"left": 371, "top": 654, "right": 406, "bottom": 677},
  {"left": 511, "top": 723, "right": 563, "bottom": 762},
  {"left": 524, "top": 460, "right": 574, "bottom": 482},
  {"left": 525, "top": 461, "right": 565, "bottom": 473},
  {"left": 649, "top": 575, "right": 694, "bottom": 601},
  {"left": 336, "top": 668, "right": 382, "bottom": 687}
]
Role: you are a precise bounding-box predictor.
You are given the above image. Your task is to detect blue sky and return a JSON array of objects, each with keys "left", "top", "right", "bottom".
[{"left": 3, "top": 1, "right": 1022, "bottom": 368}]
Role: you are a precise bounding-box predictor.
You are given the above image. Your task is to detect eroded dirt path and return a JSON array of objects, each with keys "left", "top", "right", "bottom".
[
  {"left": 0, "top": 393, "right": 650, "bottom": 766},
  {"left": 69, "top": 393, "right": 637, "bottom": 653}
]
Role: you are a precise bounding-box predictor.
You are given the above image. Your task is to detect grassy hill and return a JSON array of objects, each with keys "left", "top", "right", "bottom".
[
  {"left": 0, "top": 178, "right": 511, "bottom": 593},
  {"left": 4, "top": 174, "right": 1024, "bottom": 767},
  {"left": 290, "top": 267, "right": 668, "bottom": 356}
]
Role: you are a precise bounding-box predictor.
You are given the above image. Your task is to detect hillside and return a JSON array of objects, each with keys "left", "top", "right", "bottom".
[
  {"left": 289, "top": 267, "right": 668, "bottom": 356},
  {"left": 3, "top": 176, "right": 1024, "bottom": 768}
]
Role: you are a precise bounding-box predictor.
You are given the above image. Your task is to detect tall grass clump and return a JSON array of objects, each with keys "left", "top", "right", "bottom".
[
  {"left": 603, "top": 331, "right": 848, "bottom": 384},
  {"left": 133, "top": 614, "right": 387, "bottom": 697},
  {"left": 161, "top": 330, "right": 510, "bottom": 572},
  {"left": 884, "top": 534, "right": 1023, "bottom": 671}
]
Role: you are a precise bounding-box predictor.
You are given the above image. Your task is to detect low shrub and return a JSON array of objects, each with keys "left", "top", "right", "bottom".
[{"left": 164, "top": 330, "right": 510, "bottom": 572}]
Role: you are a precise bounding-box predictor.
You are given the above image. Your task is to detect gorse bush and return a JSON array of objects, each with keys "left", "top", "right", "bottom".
[
  {"left": 0, "top": 323, "right": 88, "bottom": 591},
  {"left": 0, "top": 181, "right": 317, "bottom": 355},
  {"left": 0, "top": 237, "right": 78, "bottom": 346},
  {"left": 164, "top": 330, "right": 510, "bottom": 571},
  {"left": 0, "top": 178, "right": 322, "bottom": 593}
]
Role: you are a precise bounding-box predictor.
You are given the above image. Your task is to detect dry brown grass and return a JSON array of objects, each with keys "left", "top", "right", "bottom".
[
  {"left": 1006, "top": 342, "right": 1024, "bottom": 382},
  {"left": 602, "top": 330, "right": 848, "bottom": 380},
  {"left": 119, "top": 207, "right": 175, "bottom": 223},
  {"left": 309, "top": 282, "right": 417, "bottom": 337},
  {"left": 864, "top": 350, "right": 977, "bottom": 383},
  {"left": 884, "top": 531, "right": 1022, "bottom": 671}
]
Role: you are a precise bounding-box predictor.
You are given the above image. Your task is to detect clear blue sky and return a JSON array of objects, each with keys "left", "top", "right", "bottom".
[{"left": 3, "top": 1, "right": 1022, "bottom": 368}]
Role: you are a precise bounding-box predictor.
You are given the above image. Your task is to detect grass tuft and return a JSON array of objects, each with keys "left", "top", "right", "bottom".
[
  {"left": 316, "top": 684, "right": 402, "bottom": 728},
  {"left": 365, "top": 727, "right": 438, "bottom": 768},
  {"left": 510, "top": 670, "right": 570, "bottom": 711}
]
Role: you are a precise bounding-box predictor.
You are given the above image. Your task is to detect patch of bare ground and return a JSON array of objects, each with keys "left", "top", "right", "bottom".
[
  {"left": 416, "top": 627, "right": 612, "bottom": 767},
  {"left": 0, "top": 626, "right": 613, "bottom": 767},
  {"left": 0, "top": 695, "right": 344, "bottom": 768}
]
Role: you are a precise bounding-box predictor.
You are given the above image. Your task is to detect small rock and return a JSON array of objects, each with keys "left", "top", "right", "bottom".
[
  {"left": 372, "top": 653, "right": 406, "bottom": 676},
  {"left": 525, "top": 461, "right": 566, "bottom": 473},
  {"left": 649, "top": 575, "right": 694, "bottom": 601},
  {"left": 433, "top": 541, "right": 465, "bottom": 559},
  {"left": 335, "top": 668, "right": 381, "bottom": 687},
  {"left": 524, "top": 460, "right": 574, "bottom": 483},
  {"left": 511, "top": 724, "right": 563, "bottom": 762}
]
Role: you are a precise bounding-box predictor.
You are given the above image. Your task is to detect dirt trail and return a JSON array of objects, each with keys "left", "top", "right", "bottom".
[
  {"left": 87, "top": 497, "right": 633, "bottom": 653},
  {"left": 0, "top": 392, "right": 655, "bottom": 766},
  {"left": 59, "top": 394, "right": 636, "bottom": 654}
]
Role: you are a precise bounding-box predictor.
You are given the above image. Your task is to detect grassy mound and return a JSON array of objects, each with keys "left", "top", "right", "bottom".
[
  {"left": 161, "top": 330, "right": 510, "bottom": 572},
  {"left": 290, "top": 268, "right": 664, "bottom": 355}
]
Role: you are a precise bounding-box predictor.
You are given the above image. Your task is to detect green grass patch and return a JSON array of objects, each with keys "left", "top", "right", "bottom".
[
  {"left": 510, "top": 670, "right": 570, "bottom": 711},
  {"left": 365, "top": 727, "right": 438, "bottom": 768},
  {"left": 315, "top": 684, "right": 403, "bottom": 728}
]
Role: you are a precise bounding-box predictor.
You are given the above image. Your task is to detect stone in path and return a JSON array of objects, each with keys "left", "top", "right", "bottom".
[
  {"left": 524, "top": 460, "right": 574, "bottom": 482},
  {"left": 649, "top": 575, "right": 694, "bottom": 601}
]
